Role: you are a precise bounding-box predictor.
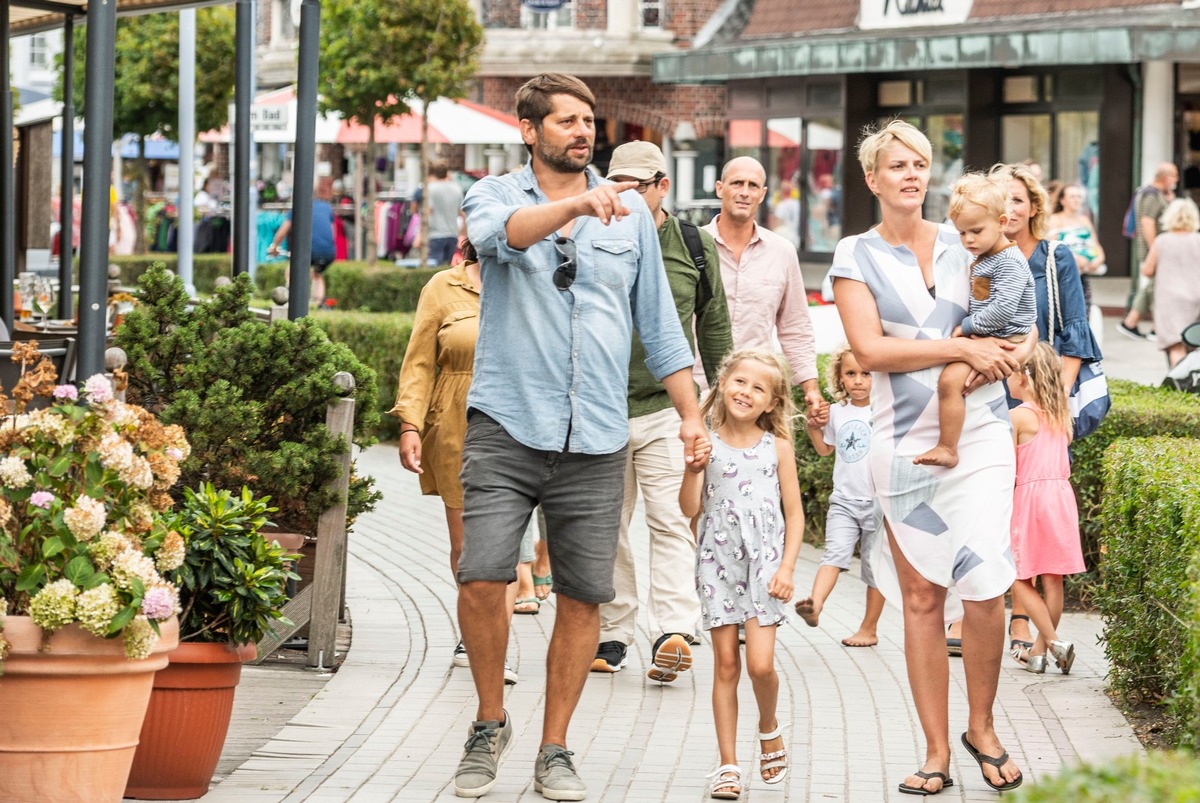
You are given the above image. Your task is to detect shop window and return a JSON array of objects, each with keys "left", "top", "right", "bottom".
[
  {"left": 1003, "top": 76, "right": 1040, "bottom": 104},
  {"left": 728, "top": 119, "right": 763, "bottom": 160},
  {"left": 806, "top": 80, "right": 842, "bottom": 110},
  {"left": 1057, "top": 111, "right": 1100, "bottom": 218},
  {"left": 1002, "top": 114, "right": 1052, "bottom": 176},
  {"left": 29, "top": 34, "right": 49, "bottom": 68},
  {"left": 804, "top": 118, "right": 843, "bottom": 252},
  {"left": 878, "top": 80, "right": 913, "bottom": 107},
  {"left": 925, "top": 76, "right": 964, "bottom": 106},
  {"left": 766, "top": 118, "right": 802, "bottom": 250},
  {"left": 1180, "top": 65, "right": 1200, "bottom": 94},
  {"left": 925, "top": 115, "right": 965, "bottom": 225}
]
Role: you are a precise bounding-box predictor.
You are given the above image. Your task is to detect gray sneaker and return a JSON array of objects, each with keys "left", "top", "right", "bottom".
[
  {"left": 534, "top": 744, "right": 586, "bottom": 801},
  {"left": 453, "top": 711, "right": 512, "bottom": 798}
]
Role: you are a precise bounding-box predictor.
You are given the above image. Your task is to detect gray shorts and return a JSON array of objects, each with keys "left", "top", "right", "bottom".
[
  {"left": 458, "top": 412, "right": 626, "bottom": 604},
  {"left": 820, "top": 494, "right": 880, "bottom": 588}
]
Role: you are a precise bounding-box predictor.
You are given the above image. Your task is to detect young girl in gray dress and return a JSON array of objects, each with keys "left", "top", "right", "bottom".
[{"left": 680, "top": 350, "right": 805, "bottom": 800}]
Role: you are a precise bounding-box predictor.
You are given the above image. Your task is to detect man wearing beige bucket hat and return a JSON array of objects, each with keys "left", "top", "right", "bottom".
[{"left": 591, "top": 140, "right": 733, "bottom": 682}]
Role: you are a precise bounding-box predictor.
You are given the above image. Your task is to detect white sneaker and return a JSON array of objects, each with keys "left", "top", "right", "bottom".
[
  {"left": 504, "top": 662, "right": 518, "bottom": 685},
  {"left": 453, "top": 640, "right": 470, "bottom": 668}
]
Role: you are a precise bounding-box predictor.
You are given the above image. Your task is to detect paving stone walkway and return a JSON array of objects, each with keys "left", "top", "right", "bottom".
[{"left": 200, "top": 443, "right": 1141, "bottom": 802}]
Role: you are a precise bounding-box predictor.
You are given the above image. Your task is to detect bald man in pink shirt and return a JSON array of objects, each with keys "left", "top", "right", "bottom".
[{"left": 702, "top": 156, "right": 825, "bottom": 418}]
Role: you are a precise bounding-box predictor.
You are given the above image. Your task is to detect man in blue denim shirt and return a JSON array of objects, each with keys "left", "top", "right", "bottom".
[{"left": 452, "top": 73, "right": 709, "bottom": 801}]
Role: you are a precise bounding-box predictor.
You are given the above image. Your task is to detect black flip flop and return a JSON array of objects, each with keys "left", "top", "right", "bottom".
[
  {"left": 898, "top": 770, "right": 954, "bottom": 795},
  {"left": 1008, "top": 614, "right": 1034, "bottom": 651},
  {"left": 961, "top": 732, "right": 1023, "bottom": 791}
]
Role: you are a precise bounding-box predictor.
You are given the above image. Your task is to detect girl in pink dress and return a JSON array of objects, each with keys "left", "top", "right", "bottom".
[{"left": 1008, "top": 342, "right": 1084, "bottom": 675}]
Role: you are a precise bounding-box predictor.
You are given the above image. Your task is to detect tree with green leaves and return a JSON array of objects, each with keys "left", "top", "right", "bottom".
[
  {"left": 60, "top": 9, "right": 236, "bottom": 253},
  {"left": 320, "top": 0, "right": 482, "bottom": 265}
]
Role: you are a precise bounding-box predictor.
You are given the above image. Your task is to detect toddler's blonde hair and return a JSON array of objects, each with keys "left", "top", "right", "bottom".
[
  {"left": 949, "top": 172, "right": 1009, "bottom": 221},
  {"left": 701, "top": 350, "right": 796, "bottom": 442}
]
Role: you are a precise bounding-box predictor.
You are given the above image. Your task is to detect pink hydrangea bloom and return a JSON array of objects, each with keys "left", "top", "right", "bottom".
[
  {"left": 82, "top": 375, "right": 114, "bottom": 404},
  {"left": 29, "top": 491, "right": 54, "bottom": 508},
  {"left": 140, "top": 586, "right": 177, "bottom": 620},
  {"left": 52, "top": 385, "right": 79, "bottom": 401}
]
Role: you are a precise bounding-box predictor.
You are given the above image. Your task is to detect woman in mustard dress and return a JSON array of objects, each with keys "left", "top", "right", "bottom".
[{"left": 392, "top": 244, "right": 533, "bottom": 678}]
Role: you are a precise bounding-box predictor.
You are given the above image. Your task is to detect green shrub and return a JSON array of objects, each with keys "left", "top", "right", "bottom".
[
  {"left": 1013, "top": 751, "right": 1200, "bottom": 801},
  {"left": 310, "top": 311, "right": 414, "bottom": 441},
  {"left": 1073, "top": 380, "right": 1200, "bottom": 568},
  {"left": 106, "top": 254, "right": 233, "bottom": 294},
  {"left": 1094, "top": 437, "right": 1200, "bottom": 745},
  {"left": 254, "top": 261, "right": 440, "bottom": 312},
  {"left": 116, "top": 265, "right": 383, "bottom": 537},
  {"left": 792, "top": 353, "right": 835, "bottom": 544}
]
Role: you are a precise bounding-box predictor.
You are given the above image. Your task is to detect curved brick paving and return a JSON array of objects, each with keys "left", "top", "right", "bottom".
[{"left": 203, "top": 443, "right": 1140, "bottom": 802}]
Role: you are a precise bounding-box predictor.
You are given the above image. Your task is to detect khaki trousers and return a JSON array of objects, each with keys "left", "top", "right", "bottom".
[{"left": 599, "top": 407, "right": 700, "bottom": 644}]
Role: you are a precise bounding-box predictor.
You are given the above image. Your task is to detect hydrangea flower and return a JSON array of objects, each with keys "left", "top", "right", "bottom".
[
  {"left": 29, "top": 579, "right": 78, "bottom": 631},
  {"left": 82, "top": 374, "right": 114, "bottom": 404},
  {"left": 63, "top": 495, "right": 106, "bottom": 540},
  {"left": 0, "top": 456, "right": 32, "bottom": 489},
  {"left": 52, "top": 384, "right": 78, "bottom": 401},
  {"left": 76, "top": 585, "right": 121, "bottom": 637},
  {"left": 123, "top": 616, "right": 157, "bottom": 660},
  {"left": 141, "top": 585, "right": 179, "bottom": 621},
  {"left": 29, "top": 491, "right": 54, "bottom": 509},
  {"left": 155, "top": 530, "right": 186, "bottom": 573}
]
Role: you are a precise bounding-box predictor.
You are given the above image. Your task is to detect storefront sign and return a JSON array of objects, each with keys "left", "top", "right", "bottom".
[
  {"left": 250, "top": 105, "right": 289, "bottom": 133},
  {"left": 858, "top": 0, "right": 973, "bottom": 29},
  {"left": 521, "top": 0, "right": 568, "bottom": 10}
]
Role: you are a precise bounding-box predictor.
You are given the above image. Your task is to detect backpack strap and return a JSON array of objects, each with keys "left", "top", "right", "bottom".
[{"left": 678, "top": 218, "right": 713, "bottom": 307}]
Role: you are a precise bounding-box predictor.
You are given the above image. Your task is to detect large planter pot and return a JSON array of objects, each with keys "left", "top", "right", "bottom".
[
  {"left": 0, "top": 615, "right": 179, "bottom": 803},
  {"left": 124, "top": 641, "right": 256, "bottom": 800}
]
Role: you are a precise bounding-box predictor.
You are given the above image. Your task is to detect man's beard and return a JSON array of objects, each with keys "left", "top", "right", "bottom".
[{"left": 537, "top": 137, "right": 592, "bottom": 174}]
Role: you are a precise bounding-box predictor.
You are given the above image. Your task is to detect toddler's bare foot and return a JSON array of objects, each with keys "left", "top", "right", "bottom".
[
  {"left": 794, "top": 597, "right": 821, "bottom": 627},
  {"left": 841, "top": 628, "right": 879, "bottom": 647},
  {"left": 913, "top": 445, "right": 958, "bottom": 467}
]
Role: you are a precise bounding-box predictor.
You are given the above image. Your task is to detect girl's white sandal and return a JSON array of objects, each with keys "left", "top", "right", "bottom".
[
  {"left": 758, "top": 725, "right": 789, "bottom": 785},
  {"left": 707, "top": 764, "right": 742, "bottom": 799}
]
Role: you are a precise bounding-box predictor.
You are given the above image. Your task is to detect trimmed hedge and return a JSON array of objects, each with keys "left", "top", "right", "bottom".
[
  {"left": 309, "top": 311, "right": 414, "bottom": 442},
  {"left": 1095, "top": 436, "right": 1200, "bottom": 746},
  {"left": 255, "top": 261, "right": 440, "bottom": 312},
  {"left": 1073, "top": 380, "right": 1200, "bottom": 568},
  {"left": 793, "top": 353, "right": 835, "bottom": 543},
  {"left": 107, "top": 254, "right": 233, "bottom": 294},
  {"left": 1013, "top": 751, "right": 1200, "bottom": 801}
]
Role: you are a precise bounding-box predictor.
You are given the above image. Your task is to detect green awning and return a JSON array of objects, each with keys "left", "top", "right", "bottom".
[{"left": 654, "top": 12, "right": 1200, "bottom": 84}]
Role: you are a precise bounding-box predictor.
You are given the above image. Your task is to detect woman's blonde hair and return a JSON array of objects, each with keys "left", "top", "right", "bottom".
[
  {"left": 1022, "top": 342, "right": 1072, "bottom": 439},
  {"left": 700, "top": 350, "right": 796, "bottom": 441},
  {"left": 991, "top": 163, "right": 1050, "bottom": 240},
  {"left": 1161, "top": 197, "right": 1200, "bottom": 233},
  {"left": 825, "top": 343, "right": 857, "bottom": 404},
  {"left": 948, "top": 172, "right": 1009, "bottom": 220},
  {"left": 857, "top": 120, "right": 932, "bottom": 177}
]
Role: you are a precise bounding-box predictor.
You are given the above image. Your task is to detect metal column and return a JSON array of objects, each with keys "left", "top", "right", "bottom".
[
  {"left": 232, "top": 0, "right": 253, "bottom": 275},
  {"left": 288, "top": 0, "right": 321, "bottom": 319},
  {"left": 77, "top": 0, "right": 118, "bottom": 379},
  {"left": 177, "top": 8, "right": 196, "bottom": 294},
  {"left": 58, "top": 14, "right": 76, "bottom": 319},
  {"left": 1, "top": 2, "right": 15, "bottom": 332}
]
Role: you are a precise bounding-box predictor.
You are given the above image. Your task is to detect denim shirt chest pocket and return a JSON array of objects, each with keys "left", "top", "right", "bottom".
[{"left": 591, "top": 238, "right": 637, "bottom": 289}]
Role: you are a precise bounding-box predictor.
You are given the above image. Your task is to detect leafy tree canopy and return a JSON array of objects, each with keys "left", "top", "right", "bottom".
[
  {"left": 59, "top": 8, "right": 236, "bottom": 140},
  {"left": 318, "top": 0, "right": 482, "bottom": 126}
]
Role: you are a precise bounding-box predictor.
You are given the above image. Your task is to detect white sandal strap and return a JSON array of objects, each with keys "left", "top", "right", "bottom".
[
  {"left": 758, "top": 724, "right": 784, "bottom": 741},
  {"left": 761, "top": 748, "right": 788, "bottom": 761},
  {"left": 706, "top": 764, "right": 742, "bottom": 779}
]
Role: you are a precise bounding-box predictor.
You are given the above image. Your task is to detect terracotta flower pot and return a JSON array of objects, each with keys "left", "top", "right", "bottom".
[
  {"left": 0, "top": 615, "right": 179, "bottom": 803},
  {"left": 124, "top": 641, "right": 256, "bottom": 800}
]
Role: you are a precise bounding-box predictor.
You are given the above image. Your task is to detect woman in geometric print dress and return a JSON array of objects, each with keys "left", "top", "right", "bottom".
[{"left": 829, "top": 121, "right": 1035, "bottom": 795}]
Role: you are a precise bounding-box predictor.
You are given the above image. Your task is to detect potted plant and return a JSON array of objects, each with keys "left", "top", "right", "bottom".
[
  {"left": 0, "top": 346, "right": 187, "bottom": 802},
  {"left": 124, "top": 483, "right": 299, "bottom": 800},
  {"left": 115, "top": 265, "right": 382, "bottom": 541}
]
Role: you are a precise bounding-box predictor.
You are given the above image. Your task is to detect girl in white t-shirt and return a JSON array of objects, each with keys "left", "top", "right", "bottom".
[{"left": 795, "top": 345, "right": 885, "bottom": 647}]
